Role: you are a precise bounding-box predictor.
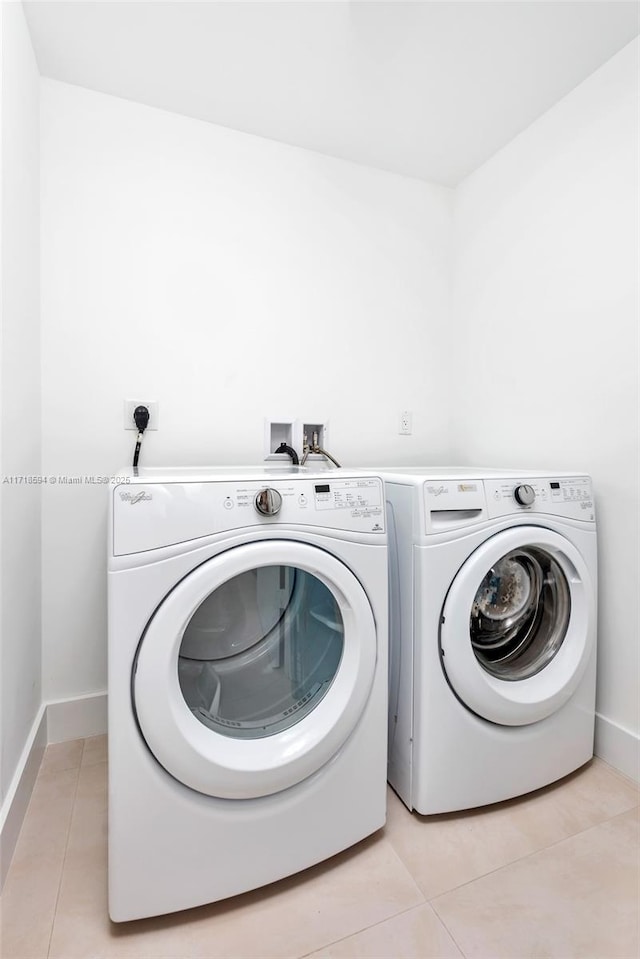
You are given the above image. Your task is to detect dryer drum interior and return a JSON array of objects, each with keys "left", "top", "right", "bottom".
[
  {"left": 177, "top": 565, "right": 344, "bottom": 740},
  {"left": 470, "top": 547, "right": 571, "bottom": 681}
]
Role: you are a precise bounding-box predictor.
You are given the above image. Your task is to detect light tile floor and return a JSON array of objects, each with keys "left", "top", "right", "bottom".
[{"left": 1, "top": 737, "right": 638, "bottom": 959}]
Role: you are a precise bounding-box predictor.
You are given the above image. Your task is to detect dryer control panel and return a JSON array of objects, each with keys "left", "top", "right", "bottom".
[{"left": 112, "top": 475, "right": 385, "bottom": 555}]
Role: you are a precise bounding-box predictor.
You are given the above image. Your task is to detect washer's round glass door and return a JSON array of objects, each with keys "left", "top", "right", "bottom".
[
  {"left": 133, "top": 541, "right": 377, "bottom": 799},
  {"left": 470, "top": 547, "right": 571, "bottom": 681},
  {"left": 440, "top": 527, "right": 595, "bottom": 726}
]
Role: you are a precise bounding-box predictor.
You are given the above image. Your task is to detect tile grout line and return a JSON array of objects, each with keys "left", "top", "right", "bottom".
[
  {"left": 427, "top": 803, "right": 640, "bottom": 913},
  {"left": 294, "top": 902, "right": 427, "bottom": 959},
  {"left": 295, "top": 836, "right": 430, "bottom": 959},
  {"left": 294, "top": 899, "right": 472, "bottom": 959},
  {"left": 426, "top": 906, "right": 468, "bottom": 959},
  {"left": 45, "top": 740, "right": 85, "bottom": 959},
  {"left": 388, "top": 788, "right": 640, "bottom": 909},
  {"left": 381, "top": 829, "right": 430, "bottom": 909},
  {"left": 253, "top": 795, "right": 640, "bottom": 959},
  {"left": 376, "top": 809, "right": 477, "bottom": 956}
]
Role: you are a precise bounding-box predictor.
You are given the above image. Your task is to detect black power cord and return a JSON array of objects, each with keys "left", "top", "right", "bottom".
[
  {"left": 274, "top": 442, "right": 300, "bottom": 465},
  {"left": 132, "top": 405, "right": 150, "bottom": 468}
]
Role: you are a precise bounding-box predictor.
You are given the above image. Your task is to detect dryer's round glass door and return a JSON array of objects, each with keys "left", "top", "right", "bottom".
[
  {"left": 439, "top": 526, "right": 595, "bottom": 726},
  {"left": 177, "top": 566, "right": 344, "bottom": 739},
  {"left": 133, "top": 540, "right": 377, "bottom": 799},
  {"left": 470, "top": 547, "right": 571, "bottom": 680}
]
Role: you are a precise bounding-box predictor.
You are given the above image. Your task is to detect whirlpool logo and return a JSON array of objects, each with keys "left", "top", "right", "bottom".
[{"left": 119, "top": 490, "right": 152, "bottom": 504}]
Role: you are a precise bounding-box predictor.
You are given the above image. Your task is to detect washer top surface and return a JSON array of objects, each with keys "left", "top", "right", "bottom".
[{"left": 366, "top": 466, "right": 589, "bottom": 484}]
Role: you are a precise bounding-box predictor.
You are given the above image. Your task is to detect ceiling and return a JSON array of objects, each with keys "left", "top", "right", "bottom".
[{"left": 23, "top": 1, "right": 640, "bottom": 186}]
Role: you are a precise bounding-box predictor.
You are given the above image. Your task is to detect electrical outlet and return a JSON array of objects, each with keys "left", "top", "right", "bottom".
[
  {"left": 399, "top": 410, "right": 412, "bottom": 435},
  {"left": 124, "top": 400, "right": 159, "bottom": 430}
]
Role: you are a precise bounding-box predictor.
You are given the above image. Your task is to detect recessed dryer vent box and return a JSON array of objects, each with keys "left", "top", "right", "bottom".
[{"left": 264, "top": 418, "right": 296, "bottom": 461}]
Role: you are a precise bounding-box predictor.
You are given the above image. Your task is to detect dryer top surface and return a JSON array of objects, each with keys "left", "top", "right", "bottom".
[{"left": 118, "top": 464, "right": 308, "bottom": 483}]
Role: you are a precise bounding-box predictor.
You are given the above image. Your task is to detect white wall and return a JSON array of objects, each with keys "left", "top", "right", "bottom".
[
  {"left": 0, "top": 3, "right": 41, "bottom": 802},
  {"left": 452, "top": 40, "right": 639, "bottom": 774},
  {"left": 40, "top": 80, "right": 453, "bottom": 703}
]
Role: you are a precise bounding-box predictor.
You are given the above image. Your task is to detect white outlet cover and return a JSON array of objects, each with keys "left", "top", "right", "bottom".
[
  {"left": 399, "top": 410, "right": 412, "bottom": 435},
  {"left": 124, "top": 400, "right": 159, "bottom": 430}
]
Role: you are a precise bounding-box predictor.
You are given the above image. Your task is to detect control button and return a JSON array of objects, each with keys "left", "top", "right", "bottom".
[
  {"left": 255, "top": 488, "right": 283, "bottom": 516},
  {"left": 223, "top": 497, "right": 234, "bottom": 510},
  {"left": 298, "top": 494, "right": 308, "bottom": 506},
  {"left": 514, "top": 484, "right": 535, "bottom": 507}
]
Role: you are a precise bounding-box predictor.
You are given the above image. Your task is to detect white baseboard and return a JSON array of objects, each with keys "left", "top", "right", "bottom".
[
  {"left": 46, "top": 691, "right": 108, "bottom": 743},
  {"left": 0, "top": 705, "right": 47, "bottom": 889},
  {"left": 594, "top": 712, "right": 640, "bottom": 783},
  {"left": 0, "top": 692, "right": 108, "bottom": 890}
]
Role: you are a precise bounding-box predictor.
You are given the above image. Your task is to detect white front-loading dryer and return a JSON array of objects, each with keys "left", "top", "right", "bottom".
[
  {"left": 381, "top": 468, "right": 597, "bottom": 814},
  {"left": 108, "top": 467, "right": 388, "bottom": 921}
]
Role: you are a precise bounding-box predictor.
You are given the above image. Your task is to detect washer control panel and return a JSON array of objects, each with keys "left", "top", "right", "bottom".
[
  {"left": 486, "top": 476, "right": 594, "bottom": 522},
  {"left": 113, "top": 475, "right": 385, "bottom": 555}
]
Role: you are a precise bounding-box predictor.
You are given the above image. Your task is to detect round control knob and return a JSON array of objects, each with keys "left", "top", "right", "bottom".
[
  {"left": 255, "top": 487, "right": 282, "bottom": 516},
  {"left": 514, "top": 484, "right": 535, "bottom": 507}
]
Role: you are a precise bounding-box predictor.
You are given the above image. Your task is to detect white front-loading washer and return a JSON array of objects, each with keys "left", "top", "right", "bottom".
[
  {"left": 381, "top": 468, "right": 597, "bottom": 814},
  {"left": 108, "top": 466, "right": 388, "bottom": 921}
]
